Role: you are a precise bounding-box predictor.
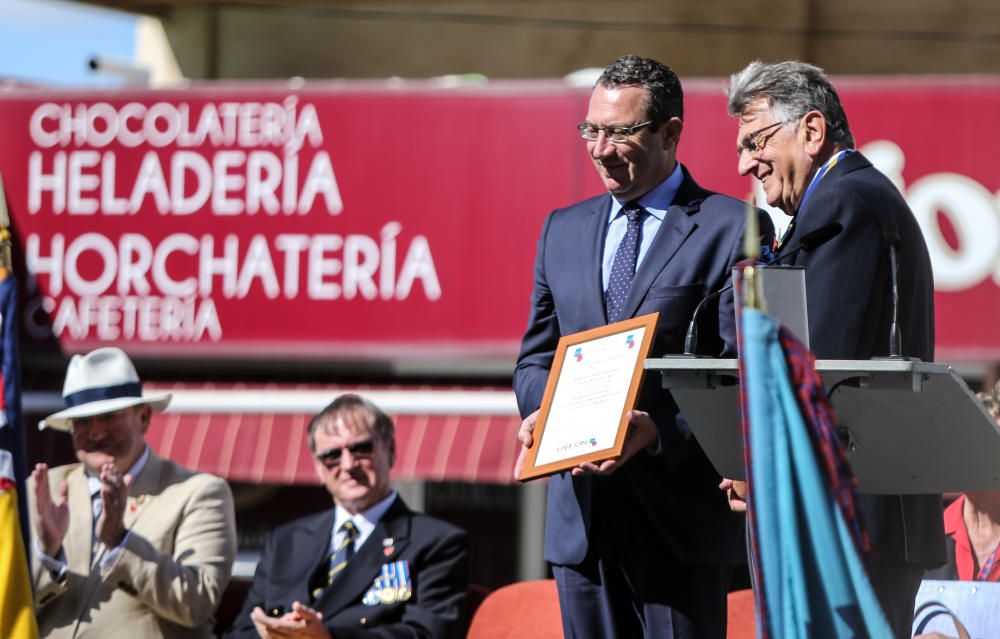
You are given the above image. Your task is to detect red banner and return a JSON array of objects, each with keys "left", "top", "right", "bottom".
[{"left": 1, "top": 79, "right": 998, "bottom": 362}]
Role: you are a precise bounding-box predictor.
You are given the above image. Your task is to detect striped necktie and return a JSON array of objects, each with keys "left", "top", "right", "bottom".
[
  {"left": 311, "top": 520, "right": 358, "bottom": 601},
  {"left": 90, "top": 481, "right": 103, "bottom": 559},
  {"left": 605, "top": 202, "right": 646, "bottom": 323}
]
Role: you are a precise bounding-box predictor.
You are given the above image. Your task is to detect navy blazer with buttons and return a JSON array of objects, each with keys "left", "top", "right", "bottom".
[
  {"left": 224, "top": 496, "right": 468, "bottom": 639},
  {"left": 781, "top": 151, "right": 945, "bottom": 569},
  {"left": 514, "top": 167, "right": 774, "bottom": 567}
]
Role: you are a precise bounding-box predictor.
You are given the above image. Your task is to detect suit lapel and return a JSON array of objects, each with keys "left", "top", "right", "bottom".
[
  {"left": 122, "top": 451, "right": 163, "bottom": 531},
  {"left": 790, "top": 151, "right": 871, "bottom": 264},
  {"left": 616, "top": 177, "right": 701, "bottom": 320},
  {"left": 69, "top": 465, "right": 108, "bottom": 629},
  {"left": 287, "top": 510, "right": 336, "bottom": 605},
  {"left": 582, "top": 197, "right": 613, "bottom": 325},
  {"left": 797, "top": 150, "right": 869, "bottom": 222},
  {"left": 320, "top": 497, "right": 412, "bottom": 614}
]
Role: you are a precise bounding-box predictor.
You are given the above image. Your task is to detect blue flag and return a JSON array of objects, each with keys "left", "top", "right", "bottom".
[
  {"left": 0, "top": 273, "right": 28, "bottom": 544},
  {"left": 740, "top": 308, "right": 891, "bottom": 638}
]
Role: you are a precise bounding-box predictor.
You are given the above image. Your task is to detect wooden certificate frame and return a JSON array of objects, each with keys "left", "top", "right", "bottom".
[{"left": 518, "top": 312, "right": 660, "bottom": 481}]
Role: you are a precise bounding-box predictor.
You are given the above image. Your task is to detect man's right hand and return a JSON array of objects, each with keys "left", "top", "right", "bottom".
[
  {"left": 719, "top": 478, "right": 747, "bottom": 513},
  {"left": 250, "top": 603, "right": 332, "bottom": 639},
  {"left": 512, "top": 410, "right": 538, "bottom": 480},
  {"left": 32, "top": 463, "right": 70, "bottom": 557}
]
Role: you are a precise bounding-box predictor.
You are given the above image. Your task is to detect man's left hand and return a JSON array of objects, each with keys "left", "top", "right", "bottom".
[
  {"left": 249, "top": 602, "right": 332, "bottom": 638},
  {"left": 95, "top": 462, "right": 133, "bottom": 548},
  {"left": 571, "top": 410, "right": 658, "bottom": 476},
  {"left": 513, "top": 410, "right": 539, "bottom": 480}
]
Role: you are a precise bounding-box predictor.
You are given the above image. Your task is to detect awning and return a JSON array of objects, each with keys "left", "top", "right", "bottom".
[{"left": 143, "top": 384, "right": 522, "bottom": 485}]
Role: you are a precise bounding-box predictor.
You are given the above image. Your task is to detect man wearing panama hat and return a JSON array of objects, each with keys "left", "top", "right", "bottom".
[{"left": 28, "top": 347, "right": 237, "bottom": 639}]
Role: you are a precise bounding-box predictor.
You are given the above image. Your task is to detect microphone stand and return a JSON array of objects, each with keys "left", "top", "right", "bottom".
[{"left": 677, "top": 222, "right": 843, "bottom": 356}]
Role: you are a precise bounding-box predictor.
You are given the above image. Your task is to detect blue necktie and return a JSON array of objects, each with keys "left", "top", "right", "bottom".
[{"left": 605, "top": 203, "right": 645, "bottom": 323}]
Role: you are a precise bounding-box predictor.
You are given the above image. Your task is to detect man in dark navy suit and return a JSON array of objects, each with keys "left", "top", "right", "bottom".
[
  {"left": 225, "top": 394, "right": 468, "bottom": 639},
  {"left": 726, "top": 60, "right": 945, "bottom": 639},
  {"left": 513, "top": 55, "right": 773, "bottom": 638}
]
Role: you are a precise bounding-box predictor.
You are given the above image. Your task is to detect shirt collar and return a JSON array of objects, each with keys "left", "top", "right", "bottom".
[
  {"left": 608, "top": 161, "right": 683, "bottom": 224},
  {"left": 944, "top": 494, "right": 967, "bottom": 539},
  {"left": 86, "top": 445, "right": 150, "bottom": 496},
  {"left": 796, "top": 148, "right": 853, "bottom": 215},
  {"left": 333, "top": 490, "right": 398, "bottom": 540},
  {"left": 943, "top": 494, "right": 978, "bottom": 580},
  {"left": 944, "top": 495, "right": 971, "bottom": 547}
]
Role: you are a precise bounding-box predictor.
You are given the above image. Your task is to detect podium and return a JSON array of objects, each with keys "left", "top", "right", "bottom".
[{"left": 645, "top": 357, "right": 1000, "bottom": 494}]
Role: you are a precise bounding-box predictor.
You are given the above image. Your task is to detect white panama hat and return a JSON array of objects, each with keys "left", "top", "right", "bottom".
[{"left": 40, "top": 347, "right": 171, "bottom": 431}]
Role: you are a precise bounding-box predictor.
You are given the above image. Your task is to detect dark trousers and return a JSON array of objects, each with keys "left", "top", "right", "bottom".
[
  {"left": 552, "top": 554, "right": 732, "bottom": 639},
  {"left": 868, "top": 551, "right": 925, "bottom": 639},
  {"left": 552, "top": 477, "right": 733, "bottom": 639}
]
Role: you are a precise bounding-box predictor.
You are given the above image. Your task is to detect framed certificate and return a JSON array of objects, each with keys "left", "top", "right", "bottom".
[{"left": 518, "top": 312, "right": 659, "bottom": 481}]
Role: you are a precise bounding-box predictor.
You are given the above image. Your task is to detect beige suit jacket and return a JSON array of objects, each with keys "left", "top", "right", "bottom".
[{"left": 28, "top": 451, "right": 237, "bottom": 639}]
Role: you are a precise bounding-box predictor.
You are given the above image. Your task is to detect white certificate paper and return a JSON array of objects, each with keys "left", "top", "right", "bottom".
[{"left": 533, "top": 326, "right": 648, "bottom": 467}]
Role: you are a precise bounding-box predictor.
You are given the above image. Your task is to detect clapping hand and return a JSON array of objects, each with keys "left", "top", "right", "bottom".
[
  {"left": 95, "top": 462, "right": 133, "bottom": 548},
  {"left": 32, "top": 463, "right": 69, "bottom": 557}
]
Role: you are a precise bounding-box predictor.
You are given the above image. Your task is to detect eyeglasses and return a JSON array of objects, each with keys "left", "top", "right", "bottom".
[
  {"left": 577, "top": 121, "right": 655, "bottom": 143},
  {"left": 737, "top": 121, "right": 785, "bottom": 156},
  {"left": 315, "top": 438, "right": 377, "bottom": 468}
]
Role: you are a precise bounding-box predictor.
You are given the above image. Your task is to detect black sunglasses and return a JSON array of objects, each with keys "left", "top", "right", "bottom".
[{"left": 315, "top": 438, "right": 377, "bottom": 468}]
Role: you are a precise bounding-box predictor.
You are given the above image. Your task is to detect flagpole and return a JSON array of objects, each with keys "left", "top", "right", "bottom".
[
  {"left": 0, "top": 171, "right": 11, "bottom": 277},
  {"left": 742, "top": 196, "right": 764, "bottom": 311}
]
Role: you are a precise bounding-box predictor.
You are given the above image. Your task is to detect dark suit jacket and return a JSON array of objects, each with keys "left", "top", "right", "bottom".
[
  {"left": 514, "top": 168, "right": 773, "bottom": 567},
  {"left": 784, "top": 150, "right": 945, "bottom": 567},
  {"left": 224, "top": 496, "right": 468, "bottom": 639}
]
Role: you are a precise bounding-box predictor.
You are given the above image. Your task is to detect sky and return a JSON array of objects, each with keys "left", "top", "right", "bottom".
[{"left": 0, "top": 0, "right": 137, "bottom": 87}]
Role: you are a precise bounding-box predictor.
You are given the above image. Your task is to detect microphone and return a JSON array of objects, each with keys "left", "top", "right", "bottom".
[
  {"left": 884, "top": 222, "right": 903, "bottom": 358},
  {"left": 680, "top": 222, "right": 843, "bottom": 356}
]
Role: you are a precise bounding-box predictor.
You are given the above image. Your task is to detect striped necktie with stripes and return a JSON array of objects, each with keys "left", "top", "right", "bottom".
[{"left": 311, "top": 520, "right": 358, "bottom": 601}]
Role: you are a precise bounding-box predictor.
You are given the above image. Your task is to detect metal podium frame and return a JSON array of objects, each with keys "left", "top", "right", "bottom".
[{"left": 645, "top": 357, "right": 1000, "bottom": 494}]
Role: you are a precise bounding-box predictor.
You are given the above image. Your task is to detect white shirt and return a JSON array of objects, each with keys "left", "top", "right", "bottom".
[{"left": 331, "top": 490, "right": 398, "bottom": 555}]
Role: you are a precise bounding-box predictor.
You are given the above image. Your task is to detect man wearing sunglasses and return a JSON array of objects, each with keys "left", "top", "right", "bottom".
[
  {"left": 726, "top": 60, "right": 943, "bottom": 639},
  {"left": 226, "top": 394, "right": 468, "bottom": 639},
  {"left": 513, "top": 55, "right": 773, "bottom": 638}
]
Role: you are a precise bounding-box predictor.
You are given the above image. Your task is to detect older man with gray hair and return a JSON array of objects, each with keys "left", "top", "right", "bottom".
[{"left": 725, "top": 60, "right": 945, "bottom": 637}]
